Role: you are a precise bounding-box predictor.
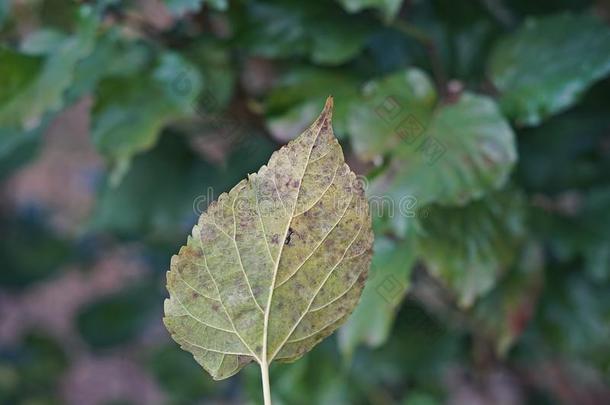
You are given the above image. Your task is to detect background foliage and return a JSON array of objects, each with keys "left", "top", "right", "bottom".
[{"left": 1, "top": 0, "right": 609, "bottom": 404}]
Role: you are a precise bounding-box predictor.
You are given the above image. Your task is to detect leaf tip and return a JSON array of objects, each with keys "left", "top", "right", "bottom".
[{"left": 324, "top": 95, "right": 334, "bottom": 113}]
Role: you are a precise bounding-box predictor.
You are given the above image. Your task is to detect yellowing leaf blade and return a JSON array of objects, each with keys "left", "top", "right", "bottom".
[{"left": 164, "top": 97, "right": 373, "bottom": 381}]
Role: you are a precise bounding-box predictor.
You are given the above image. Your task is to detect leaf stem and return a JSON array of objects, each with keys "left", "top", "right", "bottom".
[{"left": 260, "top": 361, "right": 272, "bottom": 405}]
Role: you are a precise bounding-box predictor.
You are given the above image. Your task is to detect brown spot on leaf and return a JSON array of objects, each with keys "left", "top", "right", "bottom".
[{"left": 285, "top": 227, "right": 295, "bottom": 245}]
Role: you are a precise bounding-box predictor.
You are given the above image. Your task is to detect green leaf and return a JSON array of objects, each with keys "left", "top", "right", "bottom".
[
  {"left": 367, "top": 87, "right": 516, "bottom": 207},
  {"left": 0, "top": 6, "right": 97, "bottom": 129},
  {"left": 147, "top": 344, "right": 219, "bottom": 403},
  {"left": 91, "top": 52, "right": 202, "bottom": 184},
  {"left": 415, "top": 190, "right": 526, "bottom": 307},
  {"left": 90, "top": 129, "right": 275, "bottom": 244},
  {"left": 68, "top": 28, "right": 152, "bottom": 101},
  {"left": 0, "top": 117, "right": 51, "bottom": 180},
  {"left": 77, "top": 281, "right": 159, "bottom": 348},
  {"left": 533, "top": 186, "right": 610, "bottom": 282},
  {"left": 0, "top": 215, "right": 71, "bottom": 289},
  {"left": 338, "top": 236, "right": 415, "bottom": 357},
  {"left": 488, "top": 13, "right": 610, "bottom": 126},
  {"left": 348, "top": 68, "right": 437, "bottom": 159},
  {"left": 337, "top": 0, "right": 403, "bottom": 22},
  {"left": 535, "top": 270, "right": 610, "bottom": 374},
  {"left": 0, "top": 0, "right": 9, "bottom": 27},
  {"left": 20, "top": 29, "right": 67, "bottom": 55},
  {"left": 472, "top": 242, "right": 544, "bottom": 355},
  {"left": 165, "top": 0, "right": 228, "bottom": 15},
  {"left": 163, "top": 97, "right": 373, "bottom": 400},
  {"left": 265, "top": 67, "right": 362, "bottom": 141},
  {"left": 185, "top": 38, "right": 236, "bottom": 112},
  {"left": 235, "top": 0, "right": 373, "bottom": 65}
]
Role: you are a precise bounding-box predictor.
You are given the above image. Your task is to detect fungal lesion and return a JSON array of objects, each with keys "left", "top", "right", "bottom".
[{"left": 285, "top": 227, "right": 295, "bottom": 245}]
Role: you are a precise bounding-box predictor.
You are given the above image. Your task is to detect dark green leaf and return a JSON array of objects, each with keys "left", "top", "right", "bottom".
[
  {"left": 339, "top": 236, "right": 415, "bottom": 357},
  {"left": 488, "top": 13, "right": 610, "bottom": 126},
  {"left": 415, "top": 190, "right": 526, "bottom": 307}
]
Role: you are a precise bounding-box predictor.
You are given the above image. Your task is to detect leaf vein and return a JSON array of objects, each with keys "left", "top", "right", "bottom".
[{"left": 270, "top": 218, "right": 365, "bottom": 360}]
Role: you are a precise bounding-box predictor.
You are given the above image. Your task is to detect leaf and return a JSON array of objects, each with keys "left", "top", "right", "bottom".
[
  {"left": 147, "top": 344, "right": 218, "bottom": 402},
  {"left": 488, "top": 13, "right": 610, "bottom": 126},
  {"left": 535, "top": 271, "right": 610, "bottom": 374},
  {"left": 67, "top": 28, "right": 152, "bottom": 102},
  {"left": 338, "top": 236, "right": 415, "bottom": 357},
  {"left": 165, "top": 0, "right": 228, "bottom": 15},
  {"left": 347, "top": 68, "right": 437, "bottom": 160},
  {"left": 0, "top": 6, "right": 97, "bottom": 129},
  {"left": 0, "top": 214, "right": 71, "bottom": 289},
  {"left": 415, "top": 190, "right": 526, "bottom": 307},
  {"left": 0, "top": 117, "right": 51, "bottom": 180},
  {"left": 90, "top": 129, "right": 275, "bottom": 244},
  {"left": 91, "top": 52, "right": 202, "bottom": 184},
  {"left": 76, "top": 281, "right": 159, "bottom": 348},
  {"left": 0, "top": 0, "right": 9, "bottom": 27},
  {"left": 367, "top": 87, "right": 516, "bottom": 208},
  {"left": 163, "top": 97, "right": 373, "bottom": 389},
  {"left": 234, "top": 0, "right": 373, "bottom": 66},
  {"left": 337, "top": 0, "right": 404, "bottom": 22},
  {"left": 472, "top": 241, "right": 544, "bottom": 355},
  {"left": 533, "top": 186, "right": 610, "bottom": 282},
  {"left": 265, "top": 67, "right": 362, "bottom": 141}
]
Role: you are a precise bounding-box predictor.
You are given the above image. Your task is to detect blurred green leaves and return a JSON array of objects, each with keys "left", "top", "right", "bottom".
[
  {"left": 0, "top": 332, "right": 68, "bottom": 404},
  {"left": 488, "top": 13, "right": 610, "bottom": 126},
  {"left": 1, "top": 0, "right": 610, "bottom": 403},
  {"left": 147, "top": 344, "right": 218, "bottom": 404},
  {"left": 76, "top": 281, "right": 159, "bottom": 348},
  {"left": 415, "top": 190, "right": 526, "bottom": 307},
  {"left": 369, "top": 89, "right": 516, "bottom": 208},
  {"left": 337, "top": 0, "right": 403, "bottom": 22},
  {"left": 0, "top": 215, "right": 71, "bottom": 289},
  {"left": 90, "top": 131, "right": 274, "bottom": 244},
  {"left": 348, "top": 68, "right": 436, "bottom": 159},
  {"left": 0, "top": 6, "right": 96, "bottom": 129},
  {"left": 233, "top": 0, "right": 374, "bottom": 65},
  {"left": 339, "top": 236, "right": 415, "bottom": 357},
  {"left": 91, "top": 52, "right": 202, "bottom": 184},
  {"left": 165, "top": 0, "right": 228, "bottom": 15}
]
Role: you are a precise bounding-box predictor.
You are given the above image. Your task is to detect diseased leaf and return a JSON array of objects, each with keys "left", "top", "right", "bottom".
[
  {"left": 164, "top": 98, "right": 373, "bottom": 390},
  {"left": 488, "top": 13, "right": 610, "bottom": 126}
]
